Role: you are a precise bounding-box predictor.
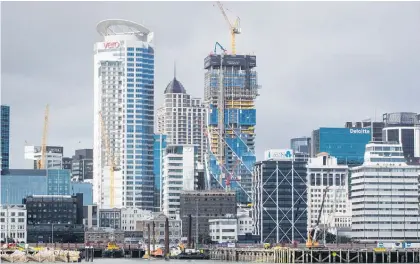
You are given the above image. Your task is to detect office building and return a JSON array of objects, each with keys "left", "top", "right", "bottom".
[
  {"left": 139, "top": 212, "right": 182, "bottom": 244},
  {"left": 24, "top": 145, "right": 64, "bottom": 169},
  {"left": 382, "top": 112, "right": 420, "bottom": 163},
  {"left": 237, "top": 207, "right": 253, "bottom": 236},
  {"left": 307, "top": 153, "right": 351, "bottom": 236},
  {"left": 345, "top": 121, "right": 384, "bottom": 142},
  {"left": 71, "top": 149, "right": 93, "bottom": 181},
  {"left": 93, "top": 19, "right": 155, "bottom": 210},
  {"left": 311, "top": 127, "right": 371, "bottom": 166},
  {"left": 351, "top": 142, "right": 420, "bottom": 242},
  {"left": 98, "top": 208, "right": 121, "bottom": 229},
  {"left": 1, "top": 169, "right": 92, "bottom": 205},
  {"left": 24, "top": 194, "right": 84, "bottom": 243},
  {"left": 0, "top": 205, "right": 27, "bottom": 243},
  {"left": 291, "top": 137, "right": 311, "bottom": 155},
  {"left": 204, "top": 53, "right": 260, "bottom": 203},
  {"left": 162, "top": 144, "right": 197, "bottom": 219},
  {"left": 209, "top": 218, "right": 237, "bottom": 243},
  {"left": 157, "top": 74, "right": 206, "bottom": 163},
  {"left": 252, "top": 149, "right": 308, "bottom": 243},
  {"left": 62, "top": 157, "right": 72, "bottom": 170},
  {"left": 179, "top": 190, "right": 237, "bottom": 239},
  {"left": 153, "top": 134, "right": 167, "bottom": 211},
  {"left": 1, "top": 105, "right": 10, "bottom": 172},
  {"left": 121, "top": 207, "right": 153, "bottom": 231}
]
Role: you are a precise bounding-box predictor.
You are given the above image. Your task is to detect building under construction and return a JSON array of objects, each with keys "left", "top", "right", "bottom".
[{"left": 204, "top": 53, "right": 260, "bottom": 203}]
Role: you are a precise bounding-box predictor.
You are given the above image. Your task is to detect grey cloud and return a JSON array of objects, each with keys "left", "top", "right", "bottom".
[{"left": 2, "top": 1, "right": 420, "bottom": 168}]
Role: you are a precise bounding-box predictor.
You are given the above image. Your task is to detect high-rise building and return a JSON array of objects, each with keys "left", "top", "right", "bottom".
[
  {"left": 153, "top": 134, "right": 167, "bottom": 211},
  {"left": 204, "top": 54, "right": 259, "bottom": 203},
  {"left": 1, "top": 105, "right": 10, "bottom": 172},
  {"left": 157, "top": 73, "right": 206, "bottom": 163},
  {"left": 24, "top": 145, "right": 64, "bottom": 169},
  {"left": 93, "top": 19, "right": 155, "bottom": 210},
  {"left": 311, "top": 127, "right": 371, "bottom": 166},
  {"left": 71, "top": 149, "right": 93, "bottom": 182},
  {"left": 162, "top": 144, "right": 197, "bottom": 219},
  {"left": 351, "top": 142, "right": 420, "bottom": 242},
  {"left": 252, "top": 149, "right": 308, "bottom": 243},
  {"left": 306, "top": 153, "right": 351, "bottom": 237},
  {"left": 345, "top": 121, "right": 384, "bottom": 142},
  {"left": 290, "top": 137, "right": 311, "bottom": 155},
  {"left": 381, "top": 112, "right": 420, "bottom": 163},
  {"left": 62, "top": 157, "right": 72, "bottom": 170}
]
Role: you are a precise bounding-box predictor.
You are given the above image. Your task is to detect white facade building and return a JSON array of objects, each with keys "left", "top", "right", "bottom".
[
  {"left": 121, "top": 207, "right": 153, "bottom": 231},
  {"left": 0, "top": 205, "right": 27, "bottom": 243},
  {"left": 351, "top": 142, "right": 420, "bottom": 243},
  {"left": 307, "top": 153, "right": 351, "bottom": 235},
  {"left": 162, "top": 144, "right": 197, "bottom": 219},
  {"left": 157, "top": 76, "right": 206, "bottom": 163},
  {"left": 209, "top": 218, "right": 238, "bottom": 243},
  {"left": 24, "top": 145, "right": 63, "bottom": 169},
  {"left": 93, "top": 20, "right": 155, "bottom": 210},
  {"left": 237, "top": 207, "right": 253, "bottom": 236}
]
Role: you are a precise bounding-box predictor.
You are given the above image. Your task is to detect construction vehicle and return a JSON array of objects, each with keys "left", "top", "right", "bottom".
[
  {"left": 306, "top": 186, "right": 330, "bottom": 248},
  {"left": 98, "top": 111, "right": 116, "bottom": 208},
  {"left": 215, "top": 1, "right": 241, "bottom": 55},
  {"left": 38, "top": 104, "right": 49, "bottom": 169}
]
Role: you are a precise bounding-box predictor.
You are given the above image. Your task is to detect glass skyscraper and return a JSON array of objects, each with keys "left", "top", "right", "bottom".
[
  {"left": 153, "top": 134, "right": 167, "bottom": 211},
  {"left": 93, "top": 20, "right": 155, "bottom": 210},
  {"left": 1, "top": 105, "right": 10, "bottom": 172}
]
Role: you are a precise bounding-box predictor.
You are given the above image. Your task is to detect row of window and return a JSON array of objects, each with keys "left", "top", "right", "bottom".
[
  {"left": 127, "top": 57, "right": 154, "bottom": 63},
  {"left": 126, "top": 52, "right": 154, "bottom": 59}
]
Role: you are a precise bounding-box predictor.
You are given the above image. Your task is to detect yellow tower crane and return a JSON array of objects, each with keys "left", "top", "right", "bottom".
[
  {"left": 38, "top": 104, "right": 49, "bottom": 169},
  {"left": 99, "top": 111, "right": 115, "bottom": 208},
  {"left": 216, "top": 1, "right": 241, "bottom": 55}
]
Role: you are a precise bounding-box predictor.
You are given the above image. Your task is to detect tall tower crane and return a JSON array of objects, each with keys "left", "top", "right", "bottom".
[
  {"left": 38, "top": 104, "right": 49, "bottom": 169},
  {"left": 99, "top": 111, "right": 115, "bottom": 208},
  {"left": 216, "top": 1, "right": 241, "bottom": 55}
]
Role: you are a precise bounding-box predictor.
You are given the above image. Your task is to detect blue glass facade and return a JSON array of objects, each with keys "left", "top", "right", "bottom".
[
  {"left": 124, "top": 46, "right": 155, "bottom": 210},
  {"left": 312, "top": 127, "right": 371, "bottom": 166},
  {"left": 1, "top": 105, "right": 10, "bottom": 171},
  {"left": 153, "top": 134, "right": 166, "bottom": 211},
  {"left": 0, "top": 169, "right": 92, "bottom": 205}
]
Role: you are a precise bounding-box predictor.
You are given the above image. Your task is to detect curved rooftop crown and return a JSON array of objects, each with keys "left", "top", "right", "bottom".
[
  {"left": 164, "top": 78, "right": 186, "bottom": 94},
  {"left": 96, "top": 19, "right": 151, "bottom": 37}
]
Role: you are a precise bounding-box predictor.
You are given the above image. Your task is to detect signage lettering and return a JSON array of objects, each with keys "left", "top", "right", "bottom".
[
  {"left": 104, "top": 42, "right": 120, "bottom": 49},
  {"left": 265, "top": 149, "right": 294, "bottom": 161},
  {"left": 350, "top": 128, "right": 370, "bottom": 134}
]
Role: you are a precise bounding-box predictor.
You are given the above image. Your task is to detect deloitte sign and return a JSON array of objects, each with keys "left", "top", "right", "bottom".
[
  {"left": 264, "top": 149, "right": 294, "bottom": 161},
  {"left": 349, "top": 128, "right": 370, "bottom": 134}
]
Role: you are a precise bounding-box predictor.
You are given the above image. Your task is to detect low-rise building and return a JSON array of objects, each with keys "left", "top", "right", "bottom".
[
  {"left": 209, "top": 218, "right": 237, "bottom": 243},
  {"left": 237, "top": 207, "right": 253, "bottom": 236},
  {"left": 0, "top": 204, "right": 27, "bottom": 243},
  {"left": 137, "top": 212, "right": 182, "bottom": 244},
  {"left": 85, "top": 228, "right": 125, "bottom": 244},
  {"left": 121, "top": 207, "right": 153, "bottom": 231},
  {"left": 98, "top": 208, "right": 121, "bottom": 229}
]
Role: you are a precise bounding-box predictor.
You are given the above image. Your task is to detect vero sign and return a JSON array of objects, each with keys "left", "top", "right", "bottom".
[
  {"left": 104, "top": 42, "right": 120, "bottom": 49},
  {"left": 264, "top": 149, "right": 294, "bottom": 161}
]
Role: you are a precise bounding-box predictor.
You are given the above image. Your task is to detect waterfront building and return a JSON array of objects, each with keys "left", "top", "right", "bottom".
[
  {"left": 121, "top": 207, "right": 153, "bottom": 231},
  {"left": 138, "top": 212, "right": 182, "bottom": 244},
  {"left": 179, "top": 190, "right": 237, "bottom": 238},
  {"left": 351, "top": 142, "right": 420, "bottom": 242},
  {"left": 252, "top": 149, "right": 308, "bottom": 243},
  {"left": 24, "top": 145, "right": 64, "bottom": 169},
  {"left": 85, "top": 229, "right": 125, "bottom": 244},
  {"left": 71, "top": 149, "right": 93, "bottom": 182},
  {"left": 311, "top": 127, "right": 371, "bottom": 166},
  {"left": 291, "top": 137, "right": 311, "bottom": 155},
  {"left": 93, "top": 19, "right": 155, "bottom": 210},
  {"left": 162, "top": 144, "right": 198, "bottom": 219},
  {"left": 1, "top": 105, "right": 10, "bottom": 172},
  {"left": 157, "top": 74, "right": 206, "bottom": 163},
  {"left": 98, "top": 208, "right": 121, "bottom": 229},
  {"left": 24, "top": 194, "right": 84, "bottom": 243},
  {"left": 0, "top": 204, "right": 27, "bottom": 243},
  {"left": 237, "top": 207, "right": 253, "bottom": 236},
  {"left": 153, "top": 134, "right": 167, "bottom": 211},
  {"left": 307, "top": 153, "right": 351, "bottom": 236},
  {"left": 204, "top": 53, "right": 260, "bottom": 203},
  {"left": 209, "top": 218, "right": 237, "bottom": 243}
]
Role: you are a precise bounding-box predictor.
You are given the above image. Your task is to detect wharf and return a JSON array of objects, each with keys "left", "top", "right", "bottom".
[{"left": 210, "top": 247, "right": 420, "bottom": 263}]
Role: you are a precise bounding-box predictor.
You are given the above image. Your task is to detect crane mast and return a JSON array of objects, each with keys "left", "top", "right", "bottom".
[
  {"left": 216, "top": 1, "right": 241, "bottom": 55},
  {"left": 99, "top": 111, "right": 115, "bottom": 208},
  {"left": 39, "top": 104, "right": 49, "bottom": 169}
]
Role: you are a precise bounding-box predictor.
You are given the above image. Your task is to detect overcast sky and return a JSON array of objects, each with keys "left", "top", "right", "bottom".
[{"left": 2, "top": 1, "right": 420, "bottom": 168}]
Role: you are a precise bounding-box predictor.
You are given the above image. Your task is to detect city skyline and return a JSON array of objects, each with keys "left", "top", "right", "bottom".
[{"left": 3, "top": 1, "right": 420, "bottom": 168}]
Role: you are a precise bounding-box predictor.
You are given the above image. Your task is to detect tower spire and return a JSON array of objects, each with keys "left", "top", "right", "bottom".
[{"left": 174, "top": 61, "right": 176, "bottom": 79}]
